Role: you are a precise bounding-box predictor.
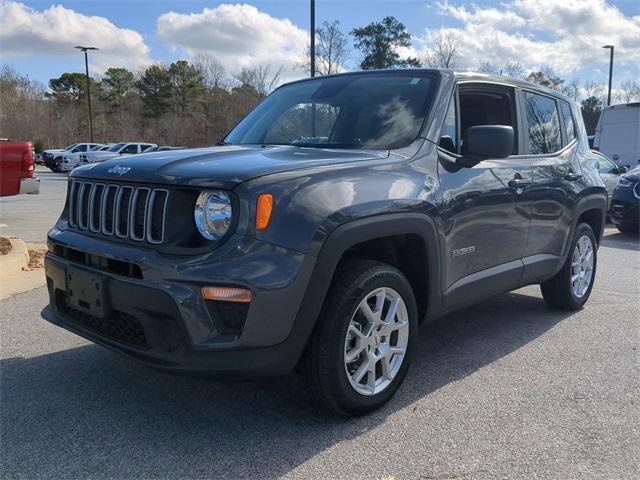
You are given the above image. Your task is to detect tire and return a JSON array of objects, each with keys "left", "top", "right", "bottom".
[
  {"left": 302, "top": 259, "right": 418, "bottom": 416},
  {"left": 540, "top": 222, "right": 597, "bottom": 310}
]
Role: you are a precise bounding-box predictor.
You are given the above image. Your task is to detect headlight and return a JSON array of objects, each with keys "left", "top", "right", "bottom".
[
  {"left": 618, "top": 177, "right": 633, "bottom": 187},
  {"left": 194, "top": 191, "right": 232, "bottom": 240}
]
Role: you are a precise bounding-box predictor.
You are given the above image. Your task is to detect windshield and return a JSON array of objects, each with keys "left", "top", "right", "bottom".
[
  {"left": 225, "top": 72, "right": 438, "bottom": 150},
  {"left": 64, "top": 144, "right": 77, "bottom": 150},
  {"left": 107, "top": 143, "right": 125, "bottom": 152}
]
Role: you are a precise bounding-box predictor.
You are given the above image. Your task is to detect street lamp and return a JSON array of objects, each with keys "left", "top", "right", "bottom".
[
  {"left": 310, "top": 0, "right": 316, "bottom": 78},
  {"left": 75, "top": 45, "right": 99, "bottom": 142},
  {"left": 602, "top": 45, "right": 614, "bottom": 106}
]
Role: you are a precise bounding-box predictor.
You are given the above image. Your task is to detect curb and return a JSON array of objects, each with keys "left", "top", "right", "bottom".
[
  {"left": 0, "top": 237, "right": 30, "bottom": 279},
  {"left": 0, "top": 237, "right": 47, "bottom": 300}
]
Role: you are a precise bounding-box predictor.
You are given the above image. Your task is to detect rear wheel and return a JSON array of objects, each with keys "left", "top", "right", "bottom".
[
  {"left": 540, "top": 223, "right": 597, "bottom": 310},
  {"left": 303, "top": 260, "right": 417, "bottom": 416}
]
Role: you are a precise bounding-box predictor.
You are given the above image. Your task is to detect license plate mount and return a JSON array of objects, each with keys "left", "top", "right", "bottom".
[{"left": 65, "top": 266, "right": 108, "bottom": 318}]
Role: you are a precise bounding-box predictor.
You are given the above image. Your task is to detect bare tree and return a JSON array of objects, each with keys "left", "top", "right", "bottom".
[
  {"left": 193, "top": 53, "right": 226, "bottom": 89},
  {"left": 423, "top": 31, "right": 463, "bottom": 69},
  {"left": 234, "top": 65, "right": 284, "bottom": 96},
  {"left": 563, "top": 78, "right": 582, "bottom": 102},
  {"left": 478, "top": 61, "right": 500, "bottom": 74},
  {"left": 299, "top": 20, "right": 349, "bottom": 76},
  {"left": 503, "top": 61, "right": 525, "bottom": 79},
  {"left": 615, "top": 79, "right": 640, "bottom": 103},
  {"left": 582, "top": 80, "right": 605, "bottom": 102}
]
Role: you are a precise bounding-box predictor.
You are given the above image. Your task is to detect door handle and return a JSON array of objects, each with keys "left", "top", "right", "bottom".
[
  {"left": 564, "top": 173, "right": 583, "bottom": 182},
  {"left": 508, "top": 178, "right": 532, "bottom": 188}
]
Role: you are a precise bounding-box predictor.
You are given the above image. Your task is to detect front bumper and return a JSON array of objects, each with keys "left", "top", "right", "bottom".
[
  {"left": 42, "top": 229, "right": 317, "bottom": 378},
  {"left": 610, "top": 200, "right": 639, "bottom": 228},
  {"left": 19, "top": 177, "right": 40, "bottom": 194}
]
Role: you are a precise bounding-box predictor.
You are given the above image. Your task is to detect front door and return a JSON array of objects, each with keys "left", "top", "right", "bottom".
[{"left": 437, "top": 83, "right": 532, "bottom": 296}]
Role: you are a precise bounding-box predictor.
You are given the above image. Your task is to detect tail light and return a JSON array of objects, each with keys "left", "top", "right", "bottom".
[{"left": 21, "top": 149, "right": 35, "bottom": 178}]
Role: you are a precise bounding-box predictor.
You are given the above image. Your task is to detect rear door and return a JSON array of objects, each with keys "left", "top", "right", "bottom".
[
  {"left": 521, "top": 93, "right": 582, "bottom": 280},
  {"left": 437, "top": 82, "right": 532, "bottom": 296}
]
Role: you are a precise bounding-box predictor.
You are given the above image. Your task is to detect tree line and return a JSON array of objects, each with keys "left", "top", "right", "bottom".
[{"left": 2, "top": 16, "right": 639, "bottom": 150}]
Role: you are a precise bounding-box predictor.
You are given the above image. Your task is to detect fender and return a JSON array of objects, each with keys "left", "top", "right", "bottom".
[
  {"left": 280, "top": 212, "right": 444, "bottom": 367},
  {"left": 555, "top": 190, "right": 607, "bottom": 275}
]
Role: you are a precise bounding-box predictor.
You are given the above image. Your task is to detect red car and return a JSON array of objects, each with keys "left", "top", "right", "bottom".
[{"left": 0, "top": 139, "right": 40, "bottom": 197}]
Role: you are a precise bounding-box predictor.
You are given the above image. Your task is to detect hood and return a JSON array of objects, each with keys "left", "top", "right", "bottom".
[
  {"left": 43, "top": 149, "right": 67, "bottom": 155},
  {"left": 70, "top": 145, "right": 389, "bottom": 189},
  {"left": 622, "top": 166, "right": 640, "bottom": 181}
]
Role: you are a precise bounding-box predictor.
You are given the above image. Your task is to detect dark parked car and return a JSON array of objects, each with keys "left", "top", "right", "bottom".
[
  {"left": 609, "top": 166, "right": 640, "bottom": 234},
  {"left": 42, "top": 70, "right": 607, "bottom": 415}
]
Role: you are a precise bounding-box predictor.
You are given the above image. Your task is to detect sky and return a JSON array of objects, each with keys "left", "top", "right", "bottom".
[{"left": 1, "top": 0, "right": 639, "bottom": 91}]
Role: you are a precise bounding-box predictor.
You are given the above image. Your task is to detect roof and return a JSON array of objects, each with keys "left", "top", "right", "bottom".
[{"left": 280, "top": 68, "right": 571, "bottom": 102}]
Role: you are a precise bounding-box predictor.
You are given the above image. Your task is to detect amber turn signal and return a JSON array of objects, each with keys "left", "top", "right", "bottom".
[
  {"left": 201, "top": 286, "right": 252, "bottom": 303},
  {"left": 256, "top": 193, "right": 273, "bottom": 230}
]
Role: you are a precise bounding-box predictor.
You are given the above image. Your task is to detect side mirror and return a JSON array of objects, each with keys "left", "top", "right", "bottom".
[
  {"left": 618, "top": 166, "right": 628, "bottom": 174},
  {"left": 461, "top": 125, "right": 514, "bottom": 166}
]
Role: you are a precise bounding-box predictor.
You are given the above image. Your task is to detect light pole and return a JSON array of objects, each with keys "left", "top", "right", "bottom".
[
  {"left": 602, "top": 45, "right": 614, "bottom": 106},
  {"left": 75, "top": 45, "right": 99, "bottom": 142},
  {"left": 310, "top": 0, "right": 316, "bottom": 78}
]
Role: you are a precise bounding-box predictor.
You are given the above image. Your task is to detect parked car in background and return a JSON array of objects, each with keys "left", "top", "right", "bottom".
[
  {"left": 80, "top": 142, "right": 156, "bottom": 164},
  {"left": 593, "top": 102, "right": 640, "bottom": 168},
  {"left": 43, "top": 143, "right": 102, "bottom": 172},
  {"left": 60, "top": 143, "right": 107, "bottom": 172},
  {"left": 43, "top": 70, "right": 607, "bottom": 415},
  {"left": 0, "top": 139, "right": 39, "bottom": 196},
  {"left": 609, "top": 166, "right": 640, "bottom": 234},
  {"left": 588, "top": 151, "right": 628, "bottom": 207},
  {"left": 143, "top": 145, "right": 187, "bottom": 153}
]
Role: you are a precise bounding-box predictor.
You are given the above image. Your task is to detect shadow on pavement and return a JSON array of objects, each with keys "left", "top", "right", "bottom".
[
  {"left": 601, "top": 230, "right": 640, "bottom": 252},
  {"left": 1, "top": 291, "right": 575, "bottom": 479}
]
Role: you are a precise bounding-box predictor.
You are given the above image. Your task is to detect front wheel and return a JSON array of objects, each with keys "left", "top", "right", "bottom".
[
  {"left": 540, "top": 222, "right": 597, "bottom": 310},
  {"left": 303, "top": 260, "right": 418, "bottom": 416}
]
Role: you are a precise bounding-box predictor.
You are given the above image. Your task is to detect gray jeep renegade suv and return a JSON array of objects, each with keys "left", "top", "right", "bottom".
[{"left": 43, "top": 70, "right": 607, "bottom": 415}]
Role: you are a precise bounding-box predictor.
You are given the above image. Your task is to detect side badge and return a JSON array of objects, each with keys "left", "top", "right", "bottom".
[{"left": 452, "top": 246, "right": 476, "bottom": 257}]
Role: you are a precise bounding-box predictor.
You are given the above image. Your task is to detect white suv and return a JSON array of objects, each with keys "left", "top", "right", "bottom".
[
  {"left": 43, "top": 143, "right": 102, "bottom": 172},
  {"left": 80, "top": 142, "right": 157, "bottom": 164}
]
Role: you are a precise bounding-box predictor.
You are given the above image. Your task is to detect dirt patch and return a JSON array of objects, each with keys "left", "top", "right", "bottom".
[
  {"left": 0, "top": 237, "right": 12, "bottom": 255},
  {"left": 25, "top": 243, "right": 47, "bottom": 270}
]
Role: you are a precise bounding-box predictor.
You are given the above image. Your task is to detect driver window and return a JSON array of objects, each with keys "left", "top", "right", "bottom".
[
  {"left": 264, "top": 103, "right": 340, "bottom": 145},
  {"left": 458, "top": 86, "right": 518, "bottom": 155}
]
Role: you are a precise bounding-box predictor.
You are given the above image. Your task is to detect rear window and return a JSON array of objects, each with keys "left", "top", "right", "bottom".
[
  {"left": 523, "top": 92, "right": 562, "bottom": 154},
  {"left": 560, "top": 102, "right": 576, "bottom": 144}
]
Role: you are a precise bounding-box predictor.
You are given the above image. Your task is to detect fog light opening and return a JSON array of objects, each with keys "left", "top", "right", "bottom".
[{"left": 201, "top": 286, "right": 252, "bottom": 303}]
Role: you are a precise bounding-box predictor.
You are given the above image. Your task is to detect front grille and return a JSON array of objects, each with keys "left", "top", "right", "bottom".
[
  {"left": 69, "top": 180, "right": 168, "bottom": 244},
  {"left": 56, "top": 291, "right": 147, "bottom": 347}
]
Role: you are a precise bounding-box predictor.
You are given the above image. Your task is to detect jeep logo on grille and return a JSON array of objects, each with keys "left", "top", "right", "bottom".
[{"left": 107, "top": 166, "right": 131, "bottom": 176}]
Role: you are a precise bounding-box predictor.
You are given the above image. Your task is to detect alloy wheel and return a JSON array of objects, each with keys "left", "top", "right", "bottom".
[
  {"left": 343, "top": 287, "right": 409, "bottom": 396},
  {"left": 571, "top": 234, "right": 594, "bottom": 298}
]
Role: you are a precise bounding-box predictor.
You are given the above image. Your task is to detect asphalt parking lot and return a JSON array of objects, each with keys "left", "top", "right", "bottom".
[{"left": 1, "top": 169, "right": 639, "bottom": 479}]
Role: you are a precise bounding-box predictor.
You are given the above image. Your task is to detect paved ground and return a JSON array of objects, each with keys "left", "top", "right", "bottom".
[
  {"left": 0, "top": 167, "right": 67, "bottom": 243},
  {"left": 1, "top": 168, "right": 639, "bottom": 479}
]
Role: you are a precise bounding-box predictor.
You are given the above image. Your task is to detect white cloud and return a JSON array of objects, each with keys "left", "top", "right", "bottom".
[
  {"left": 157, "top": 3, "right": 308, "bottom": 82},
  {"left": 0, "top": 1, "right": 151, "bottom": 73},
  {"left": 418, "top": 0, "right": 640, "bottom": 77}
]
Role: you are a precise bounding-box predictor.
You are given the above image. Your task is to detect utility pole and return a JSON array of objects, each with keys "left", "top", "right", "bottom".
[
  {"left": 75, "top": 45, "right": 99, "bottom": 142},
  {"left": 602, "top": 45, "right": 614, "bottom": 106},
  {"left": 310, "top": 0, "right": 316, "bottom": 78},
  {"left": 310, "top": 0, "right": 317, "bottom": 137}
]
